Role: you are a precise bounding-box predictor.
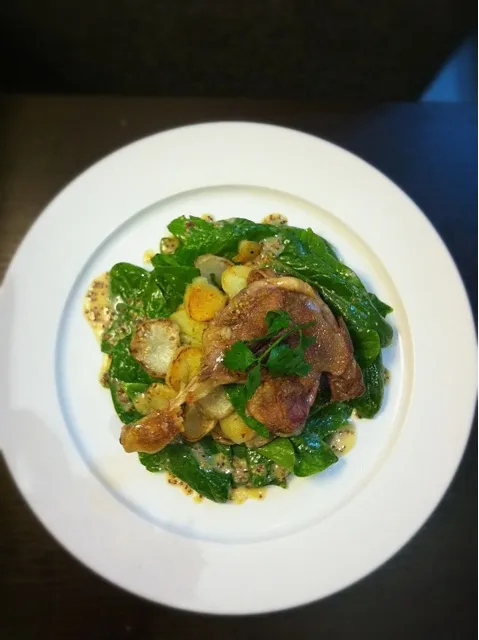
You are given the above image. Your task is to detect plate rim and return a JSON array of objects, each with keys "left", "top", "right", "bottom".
[{"left": 0, "top": 121, "right": 476, "bottom": 614}]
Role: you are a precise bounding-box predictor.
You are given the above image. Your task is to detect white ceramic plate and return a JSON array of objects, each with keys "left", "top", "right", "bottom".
[{"left": 0, "top": 123, "right": 475, "bottom": 614}]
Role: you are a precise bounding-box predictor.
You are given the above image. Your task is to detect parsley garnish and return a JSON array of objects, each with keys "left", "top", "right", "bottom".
[{"left": 223, "top": 310, "right": 315, "bottom": 382}]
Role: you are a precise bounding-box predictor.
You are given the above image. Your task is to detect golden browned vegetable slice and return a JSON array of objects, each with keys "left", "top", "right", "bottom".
[
  {"left": 234, "top": 240, "right": 262, "bottom": 263},
  {"left": 169, "top": 306, "right": 205, "bottom": 345},
  {"left": 198, "top": 386, "right": 234, "bottom": 420},
  {"left": 184, "top": 277, "right": 227, "bottom": 322},
  {"left": 120, "top": 407, "right": 183, "bottom": 453},
  {"left": 130, "top": 319, "right": 180, "bottom": 377},
  {"left": 133, "top": 383, "right": 177, "bottom": 414},
  {"left": 166, "top": 345, "right": 203, "bottom": 392},
  {"left": 211, "top": 424, "right": 234, "bottom": 445},
  {"left": 183, "top": 405, "right": 216, "bottom": 442},
  {"left": 194, "top": 254, "right": 233, "bottom": 287},
  {"left": 221, "top": 265, "right": 252, "bottom": 298},
  {"left": 219, "top": 411, "right": 257, "bottom": 444}
]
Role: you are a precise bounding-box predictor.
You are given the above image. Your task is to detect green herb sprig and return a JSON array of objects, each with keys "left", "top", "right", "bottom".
[{"left": 223, "top": 310, "right": 316, "bottom": 403}]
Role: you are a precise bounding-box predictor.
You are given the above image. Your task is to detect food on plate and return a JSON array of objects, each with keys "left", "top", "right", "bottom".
[{"left": 84, "top": 215, "right": 394, "bottom": 503}]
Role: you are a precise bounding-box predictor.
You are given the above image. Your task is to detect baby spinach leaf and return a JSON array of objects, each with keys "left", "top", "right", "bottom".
[
  {"left": 231, "top": 445, "right": 290, "bottom": 488},
  {"left": 109, "top": 379, "right": 144, "bottom": 424},
  {"left": 167, "top": 216, "right": 276, "bottom": 264},
  {"left": 110, "top": 263, "right": 150, "bottom": 303},
  {"left": 351, "top": 354, "right": 384, "bottom": 419},
  {"left": 139, "top": 441, "right": 232, "bottom": 503},
  {"left": 291, "top": 402, "right": 353, "bottom": 476},
  {"left": 151, "top": 261, "right": 199, "bottom": 315},
  {"left": 109, "top": 337, "right": 153, "bottom": 384},
  {"left": 143, "top": 278, "right": 167, "bottom": 318},
  {"left": 257, "top": 438, "right": 295, "bottom": 472},
  {"left": 273, "top": 229, "right": 393, "bottom": 353},
  {"left": 138, "top": 450, "right": 168, "bottom": 472},
  {"left": 353, "top": 329, "right": 381, "bottom": 368},
  {"left": 305, "top": 402, "right": 353, "bottom": 439},
  {"left": 123, "top": 382, "right": 150, "bottom": 402},
  {"left": 369, "top": 293, "right": 393, "bottom": 318},
  {"left": 244, "top": 448, "right": 273, "bottom": 488},
  {"left": 291, "top": 438, "right": 338, "bottom": 477},
  {"left": 101, "top": 310, "right": 140, "bottom": 354}
]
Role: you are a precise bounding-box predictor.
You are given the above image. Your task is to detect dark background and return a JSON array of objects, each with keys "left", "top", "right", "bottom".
[
  {"left": 0, "top": 0, "right": 476, "bottom": 99},
  {"left": 0, "top": 96, "right": 477, "bottom": 640}
]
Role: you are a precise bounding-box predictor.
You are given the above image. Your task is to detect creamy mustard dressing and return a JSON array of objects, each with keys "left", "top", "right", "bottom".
[
  {"left": 143, "top": 249, "right": 155, "bottom": 264},
  {"left": 328, "top": 427, "right": 357, "bottom": 456},
  {"left": 83, "top": 272, "right": 113, "bottom": 341},
  {"left": 99, "top": 354, "right": 112, "bottom": 387},
  {"left": 262, "top": 213, "right": 288, "bottom": 226},
  {"left": 231, "top": 487, "right": 266, "bottom": 504},
  {"left": 166, "top": 472, "right": 199, "bottom": 499}
]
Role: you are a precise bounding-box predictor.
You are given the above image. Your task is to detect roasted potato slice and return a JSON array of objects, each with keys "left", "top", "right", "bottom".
[
  {"left": 211, "top": 424, "right": 234, "bottom": 445},
  {"left": 133, "top": 383, "right": 177, "bottom": 415},
  {"left": 183, "top": 404, "right": 216, "bottom": 442},
  {"left": 184, "top": 277, "right": 227, "bottom": 322},
  {"left": 120, "top": 407, "right": 183, "bottom": 453},
  {"left": 234, "top": 240, "right": 262, "bottom": 263},
  {"left": 198, "top": 386, "right": 234, "bottom": 420},
  {"left": 194, "top": 254, "right": 233, "bottom": 288},
  {"left": 169, "top": 306, "right": 205, "bottom": 345},
  {"left": 221, "top": 265, "right": 252, "bottom": 299},
  {"left": 130, "top": 319, "right": 180, "bottom": 378},
  {"left": 219, "top": 411, "right": 257, "bottom": 444},
  {"left": 166, "top": 345, "right": 203, "bottom": 392}
]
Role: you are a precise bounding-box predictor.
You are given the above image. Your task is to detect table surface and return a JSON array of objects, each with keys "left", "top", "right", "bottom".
[{"left": 0, "top": 96, "right": 477, "bottom": 640}]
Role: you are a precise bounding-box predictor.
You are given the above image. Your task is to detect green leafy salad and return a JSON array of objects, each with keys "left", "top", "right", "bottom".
[{"left": 84, "top": 215, "right": 393, "bottom": 503}]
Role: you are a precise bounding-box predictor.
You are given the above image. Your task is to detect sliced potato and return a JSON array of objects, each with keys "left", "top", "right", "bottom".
[
  {"left": 166, "top": 345, "right": 204, "bottom": 392},
  {"left": 133, "top": 383, "right": 177, "bottom": 415},
  {"left": 211, "top": 424, "right": 234, "bottom": 445},
  {"left": 198, "top": 386, "right": 234, "bottom": 420},
  {"left": 130, "top": 319, "right": 180, "bottom": 377},
  {"left": 234, "top": 240, "right": 262, "bottom": 263},
  {"left": 221, "top": 265, "right": 253, "bottom": 299},
  {"left": 169, "top": 306, "right": 205, "bottom": 345},
  {"left": 120, "top": 407, "right": 183, "bottom": 453},
  {"left": 183, "top": 404, "right": 216, "bottom": 442},
  {"left": 245, "top": 434, "right": 274, "bottom": 449},
  {"left": 160, "top": 236, "right": 179, "bottom": 254},
  {"left": 194, "top": 254, "right": 232, "bottom": 287},
  {"left": 219, "top": 411, "right": 257, "bottom": 444},
  {"left": 184, "top": 277, "right": 227, "bottom": 322}
]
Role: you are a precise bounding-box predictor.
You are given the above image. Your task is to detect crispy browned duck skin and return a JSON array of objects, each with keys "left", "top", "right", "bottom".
[
  {"left": 201, "top": 273, "right": 364, "bottom": 435},
  {"left": 120, "top": 407, "right": 183, "bottom": 453}
]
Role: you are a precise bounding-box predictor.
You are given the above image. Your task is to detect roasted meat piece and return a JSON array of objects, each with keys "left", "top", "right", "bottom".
[{"left": 200, "top": 274, "right": 364, "bottom": 435}]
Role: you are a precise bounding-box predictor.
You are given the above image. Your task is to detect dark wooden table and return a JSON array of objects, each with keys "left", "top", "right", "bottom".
[{"left": 1, "top": 97, "right": 477, "bottom": 639}]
